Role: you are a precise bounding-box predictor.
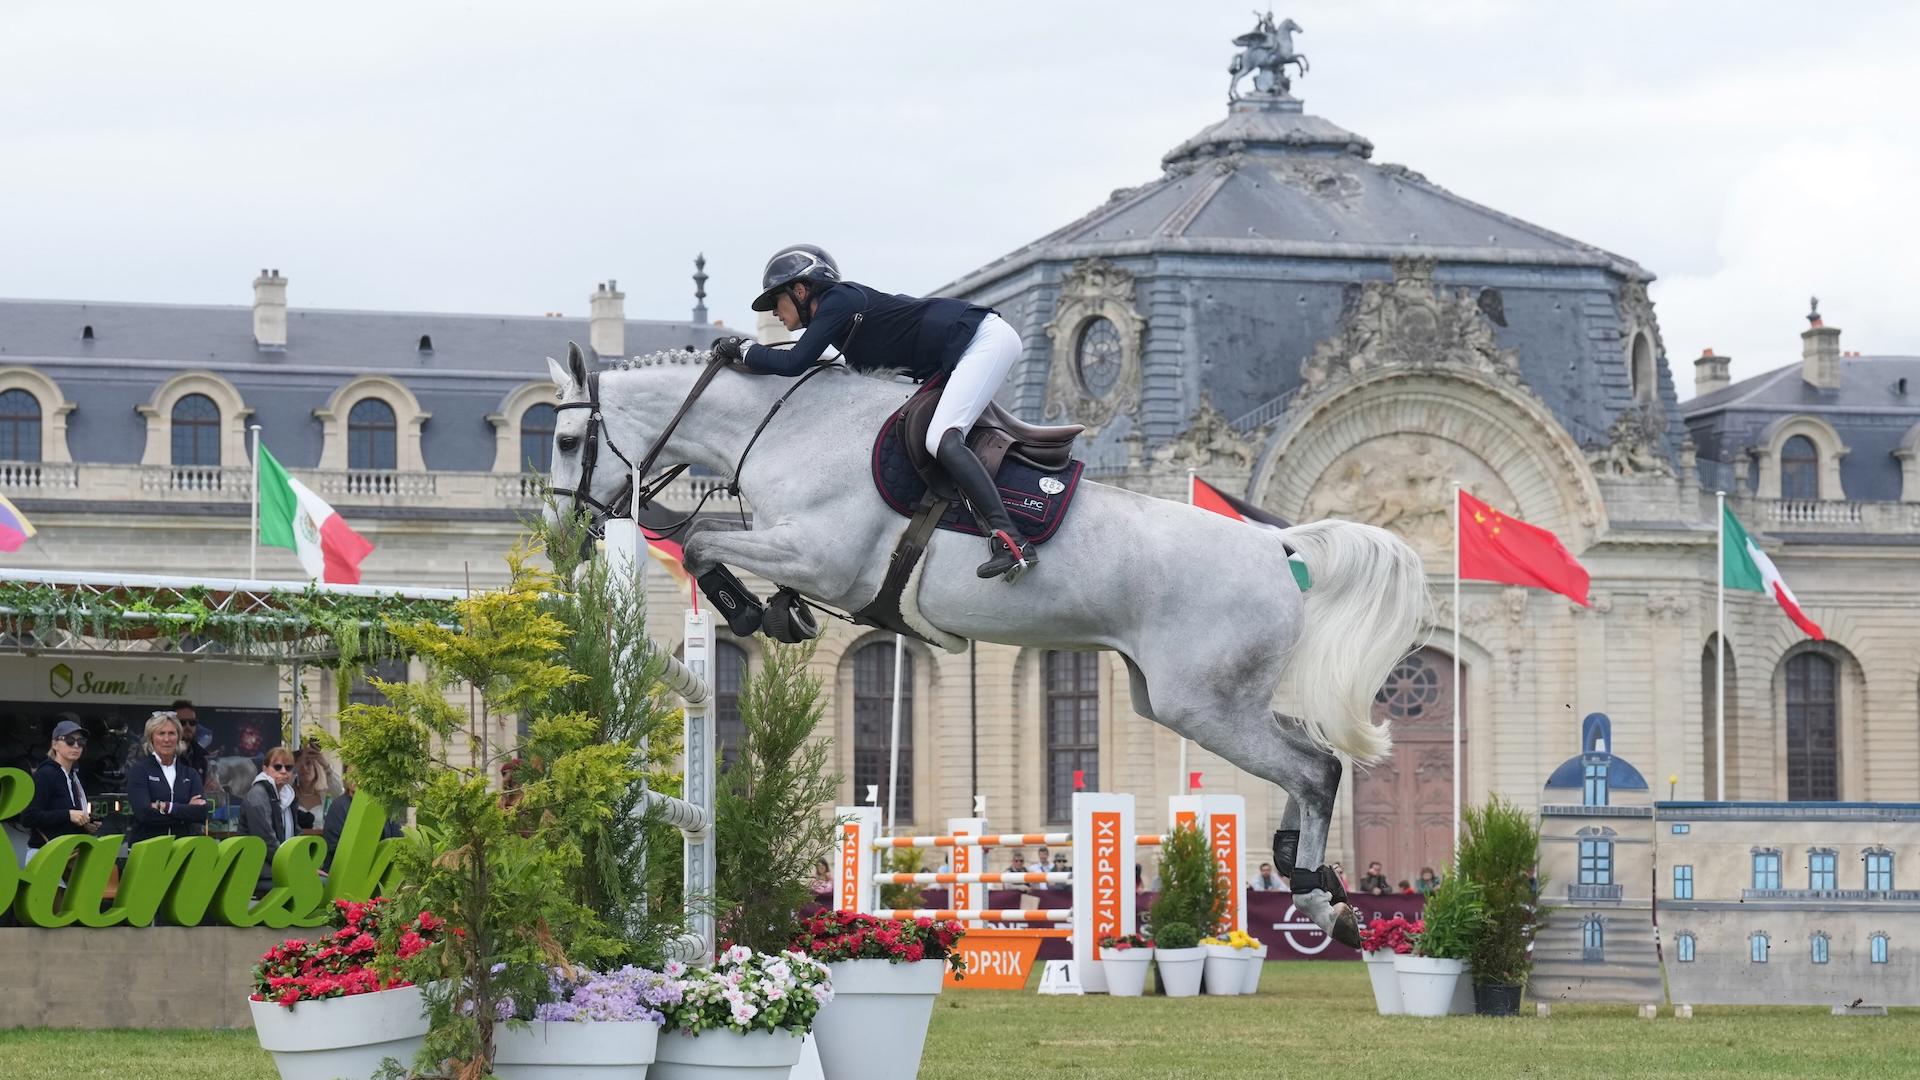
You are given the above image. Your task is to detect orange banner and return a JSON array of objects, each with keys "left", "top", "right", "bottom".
[
  {"left": 947, "top": 929, "right": 1048, "bottom": 990},
  {"left": 1211, "top": 813, "right": 1240, "bottom": 930},
  {"left": 1091, "top": 810, "right": 1123, "bottom": 955}
]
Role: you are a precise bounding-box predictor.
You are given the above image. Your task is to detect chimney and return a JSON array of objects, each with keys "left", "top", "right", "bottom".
[
  {"left": 1694, "top": 348, "right": 1731, "bottom": 396},
  {"left": 1801, "top": 296, "right": 1841, "bottom": 390},
  {"left": 253, "top": 268, "right": 288, "bottom": 350},
  {"left": 590, "top": 280, "right": 625, "bottom": 358}
]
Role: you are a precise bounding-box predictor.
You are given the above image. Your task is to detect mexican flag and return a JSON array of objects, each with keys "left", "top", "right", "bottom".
[
  {"left": 258, "top": 445, "right": 375, "bottom": 583},
  {"left": 1723, "top": 506, "right": 1823, "bottom": 640}
]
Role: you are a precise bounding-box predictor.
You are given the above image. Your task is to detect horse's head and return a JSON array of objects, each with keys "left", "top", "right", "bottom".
[
  {"left": 543, "top": 341, "right": 627, "bottom": 529},
  {"left": 1278, "top": 17, "right": 1302, "bottom": 35}
]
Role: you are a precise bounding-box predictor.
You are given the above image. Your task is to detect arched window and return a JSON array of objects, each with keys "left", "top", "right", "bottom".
[
  {"left": 1784, "top": 652, "right": 1838, "bottom": 801},
  {"left": 1701, "top": 637, "right": 1737, "bottom": 799},
  {"left": 1675, "top": 932, "right": 1696, "bottom": 963},
  {"left": 1582, "top": 917, "right": 1604, "bottom": 962},
  {"left": 1044, "top": 651, "right": 1100, "bottom": 825},
  {"left": 170, "top": 392, "right": 221, "bottom": 467},
  {"left": 1811, "top": 932, "right": 1830, "bottom": 964},
  {"left": 714, "top": 641, "right": 747, "bottom": 772},
  {"left": 1749, "top": 932, "right": 1770, "bottom": 963},
  {"left": 348, "top": 398, "right": 398, "bottom": 470},
  {"left": 1871, "top": 933, "right": 1889, "bottom": 964},
  {"left": 853, "top": 642, "right": 912, "bottom": 821},
  {"left": 1630, "top": 333, "right": 1656, "bottom": 404},
  {"left": 520, "top": 403, "right": 556, "bottom": 473},
  {"left": 1780, "top": 435, "right": 1819, "bottom": 501},
  {"left": 0, "top": 389, "right": 41, "bottom": 462}
]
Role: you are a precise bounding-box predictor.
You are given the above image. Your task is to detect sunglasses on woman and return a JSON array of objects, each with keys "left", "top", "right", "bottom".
[
  {"left": 59, "top": 735, "right": 87, "bottom": 748},
  {"left": 268, "top": 763, "right": 292, "bottom": 773}
]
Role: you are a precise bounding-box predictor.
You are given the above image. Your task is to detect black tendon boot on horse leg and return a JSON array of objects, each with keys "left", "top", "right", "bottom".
[
  {"left": 1274, "top": 828, "right": 1362, "bottom": 948},
  {"left": 935, "top": 429, "right": 1035, "bottom": 582}
]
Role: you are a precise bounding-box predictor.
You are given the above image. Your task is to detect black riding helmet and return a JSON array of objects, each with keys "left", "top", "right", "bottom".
[{"left": 751, "top": 243, "right": 841, "bottom": 314}]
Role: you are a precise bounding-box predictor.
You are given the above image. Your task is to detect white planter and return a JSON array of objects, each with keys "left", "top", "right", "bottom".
[
  {"left": 492, "top": 1019, "right": 660, "bottom": 1079},
  {"left": 1155, "top": 946, "right": 1205, "bottom": 998},
  {"left": 1238, "top": 944, "right": 1267, "bottom": 995},
  {"left": 1202, "top": 943, "right": 1248, "bottom": 996},
  {"left": 1101, "top": 949, "right": 1153, "bottom": 997},
  {"left": 654, "top": 1028, "right": 806, "bottom": 1080},
  {"left": 1393, "top": 955, "right": 1467, "bottom": 1018},
  {"left": 1450, "top": 965, "right": 1478, "bottom": 1015},
  {"left": 249, "top": 983, "right": 428, "bottom": 1080},
  {"left": 1362, "top": 950, "right": 1403, "bottom": 1015},
  {"left": 812, "top": 959, "right": 944, "bottom": 1080}
]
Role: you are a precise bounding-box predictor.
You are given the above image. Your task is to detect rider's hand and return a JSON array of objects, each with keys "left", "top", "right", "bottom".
[{"left": 709, "top": 336, "right": 752, "bottom": 365}]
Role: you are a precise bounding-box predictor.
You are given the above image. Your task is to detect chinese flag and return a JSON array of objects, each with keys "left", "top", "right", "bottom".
[{"left": 1458, "top": 490, "right": 1590, "bottom": 606}]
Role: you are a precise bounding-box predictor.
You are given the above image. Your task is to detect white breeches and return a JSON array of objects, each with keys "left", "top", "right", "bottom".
[{"left": 926, "top": 313, "right": 1021, "bottom": 456}]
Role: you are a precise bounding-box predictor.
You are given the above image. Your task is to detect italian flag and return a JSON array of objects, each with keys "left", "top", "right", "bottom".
[
  {"left": 258, "top": 445, "right": 375, "bottom": 583},
  {"left": 1723, "top": 506, "right": 1823, "bottom": 640}
]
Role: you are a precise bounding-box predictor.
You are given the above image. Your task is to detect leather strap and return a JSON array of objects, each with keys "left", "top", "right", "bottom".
[
  {"left": 850, "top": 492, "right": 952, "bottom": 647},
  {"left": 1289, "top": 864, "right": 1351, "bottom": 906}
]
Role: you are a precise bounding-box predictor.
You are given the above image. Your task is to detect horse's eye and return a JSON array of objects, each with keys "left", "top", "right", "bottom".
[{"left": 557, "top": 435, "right": 580, "bottom": 453}]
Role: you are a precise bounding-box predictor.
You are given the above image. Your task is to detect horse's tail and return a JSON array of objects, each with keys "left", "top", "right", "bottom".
[{"left": 1275, "top": 519, "right": 1431, "bottom": 766}]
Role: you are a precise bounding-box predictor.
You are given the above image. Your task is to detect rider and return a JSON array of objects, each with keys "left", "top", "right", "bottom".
[{"left": 711, "top": 243, "right": 1035, "bottom": 581}]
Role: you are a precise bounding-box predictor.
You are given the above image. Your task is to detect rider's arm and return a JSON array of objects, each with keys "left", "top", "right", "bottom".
[{"left": 742, "top": 288, "right": 856, "bottom": 376}]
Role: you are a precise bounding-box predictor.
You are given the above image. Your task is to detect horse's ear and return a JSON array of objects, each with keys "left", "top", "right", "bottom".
[
  {"left": 546, "top": 354, "right": 572, "bottom": 393},
  {"left": 566, "top": 341, "right": 589, "bottom": 388}
]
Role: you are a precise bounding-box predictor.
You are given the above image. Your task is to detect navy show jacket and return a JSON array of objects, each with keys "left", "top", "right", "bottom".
[{"left": 124, "top": 752, "right": 209, "bottom": 846}]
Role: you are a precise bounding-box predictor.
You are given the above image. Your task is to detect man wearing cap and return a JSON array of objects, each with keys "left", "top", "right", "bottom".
[{"left": 23, "top": 720, "right": 99, "bottom": 856}]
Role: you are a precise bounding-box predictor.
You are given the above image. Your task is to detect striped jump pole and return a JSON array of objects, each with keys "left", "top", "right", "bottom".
[
  {"left": 875, "top": 832, "right": 1072, "bottom": 849},
  {"left": 879, "top": 909, "right": 1074, "bottom": 922},
  {"left": 872, "top": 872, "right": 1073, "bottom": 886}
]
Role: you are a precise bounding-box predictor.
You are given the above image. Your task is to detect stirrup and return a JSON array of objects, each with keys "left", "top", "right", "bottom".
[{"left": 977, "top": 530, "right": 1034, "bottom": 582}]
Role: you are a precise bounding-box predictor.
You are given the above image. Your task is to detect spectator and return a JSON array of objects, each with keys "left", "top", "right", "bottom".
[
  {"left": 809, "top": 857, "right": 832, "bottom": 895},
  {"left": 1032, "top": 846, "right": 1052, "bottom": 887},
  {"left": 1398, "top": 880, "right": 1416, "bottom": 895},
  {"left": 171, "top": 699, "right": 211, "bottom": 780},
  {"left": 1416, "top": 866, "right": 1440, "bottom": 897},
  {"left": 124, "top": 711, "right": 209, "bottom": 850},
  {"left": 242, "top": 746, "right": 314, "bottom": 894},
  {"left": 1135, "top": 862, "right": 1145, "bottom": 891},
  {"left": 1005, "top": 850, "right": 1031, "bottom": 893},
  {"left": 320, "top": 771, "right": 403, "bottom": 871},
  {"left": 935, "top": 857, "right": 953, "bottom": 874},
  {"left": 1358, "top": 861, "right": 1390, "bottom": 896},
  {"left": 1250, "top": 861, "right": 1286, "bottom": 891},
  {"left": 22, "top": 720, "right": 98, "bottom": 856},
  {"left": 294, "top": 742, "right": 343, "bottom": 814},
  {"left": 1051, "top": 852, "right": 1069, "bottom": 882}
]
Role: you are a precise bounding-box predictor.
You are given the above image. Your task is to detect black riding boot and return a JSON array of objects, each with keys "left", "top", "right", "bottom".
[{"left": 935, "top": 429, "right": 1035, "bottom": 582}]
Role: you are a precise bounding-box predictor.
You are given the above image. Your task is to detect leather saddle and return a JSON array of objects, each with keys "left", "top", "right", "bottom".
[{"left": 898, "top": 390, "right": 1084, "bottom": 484}]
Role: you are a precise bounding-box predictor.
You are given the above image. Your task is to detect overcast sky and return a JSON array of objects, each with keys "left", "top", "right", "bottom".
[{"left": 6, "top": 1, "right": 1917, "bottom": 397}]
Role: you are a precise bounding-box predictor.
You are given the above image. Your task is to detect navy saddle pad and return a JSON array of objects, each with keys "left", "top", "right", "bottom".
[{"left": 870, "top": 415, "right": 1084, "bottom": 543}]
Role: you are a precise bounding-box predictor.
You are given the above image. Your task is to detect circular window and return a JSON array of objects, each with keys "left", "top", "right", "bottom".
[
  {"left": 1075, "top": 317, "right": 1123, "bottom": 398},
  {"left": 1374, "top": 655, "right": 1441, "bottom": 720}
]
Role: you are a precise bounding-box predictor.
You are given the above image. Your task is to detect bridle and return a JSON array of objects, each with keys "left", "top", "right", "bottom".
[{"left": 552, "top": 367, "right": 641, "bottom": 521}]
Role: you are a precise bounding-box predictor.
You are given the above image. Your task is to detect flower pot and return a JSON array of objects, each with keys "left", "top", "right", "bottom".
[
  {"left": 249, "top": 984, "right": 428, "bottom": 1080},
  {"left": 1392, "top": 955, "right": 1467, "bottom": 1018},
  {"left": 1154, "top": 946, "right": 1205, "bottom": 998},
  {"left": 1101, "top": 949, "right": 1153, "bottom": 997},
  {"left": 1450, "top": 963, "right": 1477, "bottom": 1015},
  {"left": 1474, "top": 982, "right": 1523, "bottom": 1017},
  {"left": 653, "top": 1028, "right": 806, "bottom": 1080},
  {"left": 1202, "top": 943, "right": 1248, "bottom": 996},
  {"left": 1238, "top": 944, "right": 1267, "bottom": 995},
  {"left": 492, "top": 1019, "right": 660, "bottom": 1079},
  {"left": 812, "top": 959, "right": 944, "bottom": 1080},
  {"left": 1361, "top": 950, "right": 1403, "bottom": 1015}
]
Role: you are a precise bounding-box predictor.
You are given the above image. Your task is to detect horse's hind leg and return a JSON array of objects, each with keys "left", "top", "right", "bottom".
[{"left": 1266, "top": 713, "right": 1361, "bottom": 948}]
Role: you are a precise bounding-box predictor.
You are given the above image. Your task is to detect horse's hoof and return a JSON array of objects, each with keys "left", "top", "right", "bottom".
[{"left": 1331, "top": 902, "right": 1362, "bottom": 949}]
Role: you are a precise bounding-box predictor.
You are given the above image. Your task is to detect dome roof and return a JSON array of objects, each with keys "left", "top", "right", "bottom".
[
  {"left": 945, "top": 88, "right": 1647, "bottom": 295},
  {"left": 1544, "top": 713, "right": 1649, "bottom": 793}
]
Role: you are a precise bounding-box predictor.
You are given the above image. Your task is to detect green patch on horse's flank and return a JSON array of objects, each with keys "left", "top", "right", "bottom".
[{"left": 1290, "top": 552, "right": 1312, "bottom": 590}]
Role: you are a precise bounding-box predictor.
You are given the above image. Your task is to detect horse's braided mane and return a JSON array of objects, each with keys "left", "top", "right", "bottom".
[{"left": 610, "top": 348, "right": 894, "bottom": 382}]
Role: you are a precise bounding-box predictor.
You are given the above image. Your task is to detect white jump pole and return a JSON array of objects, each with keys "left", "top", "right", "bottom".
[{"left": 887, "top": 633, "right": 905, "bottom": 834}]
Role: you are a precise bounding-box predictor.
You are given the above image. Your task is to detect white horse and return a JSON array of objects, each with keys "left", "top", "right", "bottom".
[{"left": 542, "top": 345, "right": 1429, "bottom": 945}]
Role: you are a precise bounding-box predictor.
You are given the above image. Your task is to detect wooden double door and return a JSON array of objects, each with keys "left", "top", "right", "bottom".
[{"left": 1351, "top": 648, "right": 1462, "bottom": 886}]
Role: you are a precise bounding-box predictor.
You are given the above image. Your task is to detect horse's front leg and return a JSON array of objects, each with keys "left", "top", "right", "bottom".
[{"left": 682, "top": 521, "right": 859, "bottom": 601}]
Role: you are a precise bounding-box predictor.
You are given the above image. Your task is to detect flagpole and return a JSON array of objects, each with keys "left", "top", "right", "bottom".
[
  {"left": 1716, "top": 490, "right": 1726, "bottom": 801},
  {"left": 1180, "top": 467, "right": 1195, "bottom": 797},
  {"left": 249, "top": 424, "right": 262, "bottom": 578},
  {"left": 1452, "top": 482, "right": 1462, "bottom": 853}
]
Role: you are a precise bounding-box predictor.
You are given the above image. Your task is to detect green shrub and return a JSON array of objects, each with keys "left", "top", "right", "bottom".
[
  {"left": 1148, "top": 823, "right": 1225, "bottom": 937},
  {"left": 879, "top": 846, "right": 928, "bottom": 911},
  {"left": 1458, "top": 795, "right": 1548, "bottom": 986},
  {"left": 1412, "top": 873, "right": 1485, "bottom": 961},
  {"left": 1154, "top": 921, "right": 1199, "bottom": 950}
]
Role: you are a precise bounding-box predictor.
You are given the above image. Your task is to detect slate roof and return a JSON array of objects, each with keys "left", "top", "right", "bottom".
[
  {"left": 0, "top": 297, "right": 717, "bottom": 471},
  {"left": 944, "top": 96, "right": 1648, "bottom": 296},
  {"left": 1544, "top": 713, "right": 1649, "bottom": 793},
  {"left": 1683, "top": 355, "right": 1920, "bottom": 502}
]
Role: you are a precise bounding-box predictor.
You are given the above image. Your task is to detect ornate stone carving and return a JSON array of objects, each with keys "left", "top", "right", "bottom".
[
  {"left": 1303, "top": 433, "right": 1516, "bottom": 556},
  {"left": 1644, "top": 593, "right": 1692, "bottom": 621},
  {"left": 1298, "top": 258, "right": 1523, "bottom": 399},
  {"left": 1043, "top": 259, "right": 1146, "bottom": 431},
  {"left": 1570, "top": 590, "right": 1613, "bottom": 616},
  {"left": 1587, "top": 403, "right": 1674, "bottom": 478},
  {"left": 1152, "top": 394, "right": 1259, "bottom": 472}
]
